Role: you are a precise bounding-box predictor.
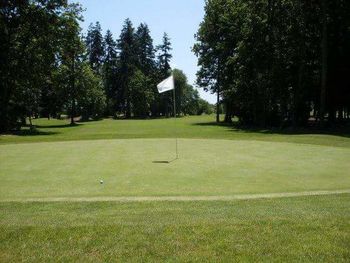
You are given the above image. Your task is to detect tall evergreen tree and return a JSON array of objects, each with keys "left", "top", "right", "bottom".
[
  {"left": 57, "top": 14, "right": 106, "bottom": 124},
  {"left": 157, "top": 33, "right": 173, "bottom": 78},
  {"left": 156, "top": 33, "right": 173, "bottom": 116},
  {"left": 85, "top": 22, "right": 104, "bottom": 74},
  {"left": 103, "top": 30, "right": 118, "bottom": 115},
  {"left": 117, "top": 18, "right": 137, "bottom": 118},
  {"left": 133, "top": 23, "right": 157, "bottom": 117},
  {"left": 135, "top": 23, "right": 156, "bottom": 75}
]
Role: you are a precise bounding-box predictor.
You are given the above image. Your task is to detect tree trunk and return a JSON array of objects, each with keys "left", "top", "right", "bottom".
[
  {"left": 70, "top": 98, "right": 75, "bottom": 125},
  {"left": 28, "top": 114, "right": 33, "bottom": 131},
  {"left": 216, "top": 88, "right": 220, "bottom": 123},
  {"left": 320, "top": 0, "right": 328, "bottom": 126},
  {"left": 126, "top": 97, "right": 131, "bottom": 118},
  {"left": 70, "top": 51, "right": 76, "bottom": 126},
  {"left": 224, "top": 100, "right": 232, "bottom": 123}
]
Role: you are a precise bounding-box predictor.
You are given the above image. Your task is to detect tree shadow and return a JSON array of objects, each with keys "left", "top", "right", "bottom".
[
  {"left": 193, "top": 121, "right": 350, "bottom": 138},
  {"left": 36, "top": 123, "right": 82, "bottom": 129},
  {"left": 11, "top": 129, "right": 59, "bottom": 136},
  {"left": 77, "top": 119, "right": 103, "bottom": 123}
]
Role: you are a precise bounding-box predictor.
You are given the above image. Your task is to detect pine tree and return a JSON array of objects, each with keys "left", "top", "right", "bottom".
[
  {"left": 103, "top": 30, "right": 118, "bottom": 115},
  {"left": 156, "top": 33, "right": 173, "bottom": 117},
  {"left": 117, "top": 18, "right": 137, "bottom": 118},
  {"left": 135, "top": 23, "right": 155, "bottom": 75},
  {"left": 85, "top": 22, "right": 104, "bottom": 74},
  {"left": 133, "top": 23, "right": 157, "bottom": 117},
  {"left": 157, "top": 33, "right": 173, "bottom": 78}
]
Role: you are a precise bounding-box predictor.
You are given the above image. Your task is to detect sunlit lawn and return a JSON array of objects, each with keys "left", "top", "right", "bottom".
[
  {"left": 0, "top": 115, "right": 349, "bottom": 262},
  {"left": 1, "top": 115, "right": 350, "bottom": 148},
  {"left": 1, "top": 196, "right": 349, "bottom": 262}
]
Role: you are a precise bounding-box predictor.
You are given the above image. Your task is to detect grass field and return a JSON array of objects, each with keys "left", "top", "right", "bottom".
[{"left": 0, "top": 115, "right": 349, "bottom": 261}]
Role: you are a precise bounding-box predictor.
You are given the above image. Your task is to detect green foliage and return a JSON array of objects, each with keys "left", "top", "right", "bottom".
[
  {"left": 197, "top": 99, "right": 214, "bottom": 115},
  {"left": 194, "top": 0, "right": 350, "bottom": 126},
  {"left": 173, "top": 69, "right": 212, "bottom": 116},
  {"left": 157, "top": 33, "right": 173, "bottom": 78},
  {"left": 77, "top": 63, "right": 106, "bottom": 120},
  {"left": 0, "top": 1, "right": 80, "bottom": 131},
  {"left": 135, "top": 23, "right": 156, "bottom": 75},
  {"left": 85, "top": 22, "right": 104, "bottom": 74},
  {"left": 0, "top": 3, "right": 215, "bottom": 133},
  {"left": 102, "top": 30, "right": 118, "bottom": 115},
  {"left": 116, "top": 19, "right": 138, "bottom": 117},
  {"left": 130, "top": 70, "right": 154, "bottom": 118},
  {"left": 56, "top": 4, "right": 86, "bottom": 124}
]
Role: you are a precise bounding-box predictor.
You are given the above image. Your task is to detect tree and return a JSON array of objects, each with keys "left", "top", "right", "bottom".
[
  {"left": 0, "top": 1, "right": 83, "bottom": 131},
  {"left": 157, "top": 33, "right": 172, "bottom": 78},
  {"left": 173, "top": 69, "right": 210, "bottom": 116},
  {"left": 85, "top": 22, "right": 104, "bottom": 74},
  {"left": 194, "top": 0, "right": 350, "bottom": 127},
  {"left": 193, "top": 0, "right": 229, "bottom": 123},
  {"left": 77, "top": 63, "right": 106, "bottom": 121},
  {"left": 102, "top": 30, "right": 118, "bottom": 115},
  {"left": 57, "top": 3, "right": 86, "bottom": 125},
  {"left": 130, "top": 70, "right": 153, "bottom": 118},
  {"left": 117, "top": 18, "right": 137, "bottom": 118},
  {"left": 156, "top": 33, "right": 173, "bottom": 117},
  {"left": 135, "top": 23, "right": 156, "bottom": 75}
]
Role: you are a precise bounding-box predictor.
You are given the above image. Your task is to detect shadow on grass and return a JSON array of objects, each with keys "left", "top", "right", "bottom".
[
  {"left": 10, "top": 129, "right": 59, "bottom": 136},
  {"left": 36, "top": 123, "right": 82, "bottom": 129},
  {"left": 153, "top": 158, "right": 178, "bottom": 164},
  {"left": 77, "top": 119, "right": 103, "bottom": 123},
  {"left": 193, "top": 121, "right": 350, "bottom": 138},
  {"left": 2, "top": 122, "right": 83, "bottom": 137}
]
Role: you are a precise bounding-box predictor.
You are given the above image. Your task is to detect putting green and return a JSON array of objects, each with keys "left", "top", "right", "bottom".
[{"left": 0, "top": 138, "right": 349, "bottom": 200}]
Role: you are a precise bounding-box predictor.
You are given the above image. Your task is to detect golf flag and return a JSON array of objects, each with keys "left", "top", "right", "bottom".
[{"left": 157, "top": 75, "right": 174, "bottom": 93}]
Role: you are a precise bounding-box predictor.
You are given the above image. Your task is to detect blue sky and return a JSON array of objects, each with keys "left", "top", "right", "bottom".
[{"left": 74, "top": 0, "right": 216, "bottom": 103}]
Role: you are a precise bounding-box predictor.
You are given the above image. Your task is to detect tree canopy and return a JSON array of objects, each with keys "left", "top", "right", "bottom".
[
  {"left": 194, "top": 0, "right": 350, "bottom": 126},
  {"left": 0, "top": 1, "right": 210, "bottom": 132}
]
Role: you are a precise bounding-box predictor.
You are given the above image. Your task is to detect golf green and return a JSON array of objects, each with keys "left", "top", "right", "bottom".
[{"left": 1, "top": 138, "right": 349, "bottom": 200}]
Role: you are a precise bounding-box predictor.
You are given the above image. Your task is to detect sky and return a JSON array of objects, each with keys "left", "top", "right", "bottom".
[{"left": 74, "top": 0, "right": 216, "bottom": 104}]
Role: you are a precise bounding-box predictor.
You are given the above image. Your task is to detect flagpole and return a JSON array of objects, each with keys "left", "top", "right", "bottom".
[{"left": 172, "top": 74, "right": 178, "bottom": 159}]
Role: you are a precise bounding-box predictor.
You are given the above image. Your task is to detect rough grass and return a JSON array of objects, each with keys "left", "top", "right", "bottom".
[
  {"left": 1, "top": 195, "right": 349, "bottom": 262},
  {"left": 0, "top": 115, "right": 349, "bottom": 262}
]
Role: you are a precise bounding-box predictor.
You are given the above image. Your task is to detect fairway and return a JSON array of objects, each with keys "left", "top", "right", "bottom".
[{"left": 1, "top": 116, "right": 350, "bottom": 261}]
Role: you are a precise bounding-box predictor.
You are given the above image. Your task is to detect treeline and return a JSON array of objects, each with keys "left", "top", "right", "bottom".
[
  {"left": 86, "top": 20, "right": 212, "bottom": 119},
  {"left": 0, "top": 1, "right": 211, "bottom": 132},
  {"left": 194, "top": 0, "right": 350, "bottom": 126}
]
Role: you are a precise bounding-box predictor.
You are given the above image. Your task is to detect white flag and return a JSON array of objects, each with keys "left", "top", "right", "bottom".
[{"left": 157, "top": 75, "right": 174, "bottom": 93}]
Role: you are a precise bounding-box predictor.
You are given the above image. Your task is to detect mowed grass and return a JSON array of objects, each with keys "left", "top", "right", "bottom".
[
  {"left": 0, "top": 115, "right": 350, "bottom": 261},
  {"left": 1, "top": 115, "right": 350, "bottom": 148},
  {"left": 1, "top": 139, "right": 350, "bottom": 199}
]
